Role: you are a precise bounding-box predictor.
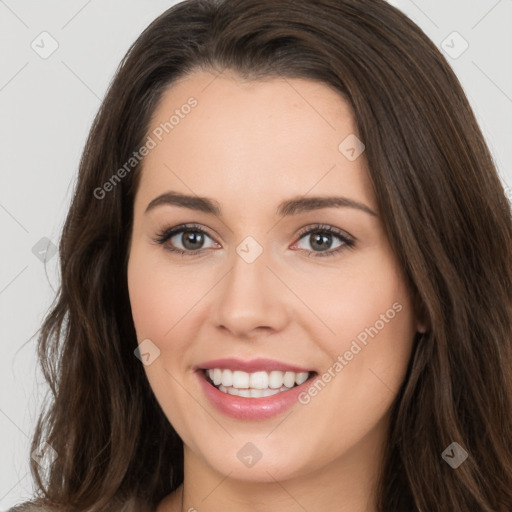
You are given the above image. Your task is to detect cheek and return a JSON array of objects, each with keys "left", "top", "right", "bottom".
[
  {"left": 291, "top": 265, "right": 415, "bottom": 462},
  {"left": 127, "top": 246, "right": 198, "bottom": 340},
  {"left": 291, "top": 249, "right": 414, "bottom": 344},
  {"left": 127, "top": 247, "right": 201, "bottom": 433},
  {"left": 128, "top": 267, "right": 171, "bottom": 340},
  {"left": 300, "top": 251, "right": 416, "bottom": 405}
]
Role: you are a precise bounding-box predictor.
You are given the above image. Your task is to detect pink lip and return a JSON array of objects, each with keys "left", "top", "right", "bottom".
[
  {"left": 196, "top": 368, "right": 317, "bottom": 421},
  {"left": 194, "top": 357, "right": 312, "bottom": 373}
]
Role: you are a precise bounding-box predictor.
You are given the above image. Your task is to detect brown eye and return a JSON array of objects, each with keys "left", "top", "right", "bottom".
[
  {"left": 292, "top": 224, "right": 355, "bottom": 258},
  {"left": 154, "top": 224, "right": 219, "bottom": 255},
  {"left": 178, "top": 230, "right": 206, "bottom": 251}
]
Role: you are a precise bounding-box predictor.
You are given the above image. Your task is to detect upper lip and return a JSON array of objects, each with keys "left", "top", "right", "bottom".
[{"left": 194, "top": 358, "right": 312, "bottom": 373}]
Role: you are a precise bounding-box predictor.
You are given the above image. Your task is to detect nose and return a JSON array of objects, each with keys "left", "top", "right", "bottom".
[{"left": 213, "top": 246, "right": 290, "bottom": 339}]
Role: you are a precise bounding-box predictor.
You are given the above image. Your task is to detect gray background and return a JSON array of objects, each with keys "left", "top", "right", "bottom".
[{"left": 1, "top": 0, "right": 511, "bottom": 508}]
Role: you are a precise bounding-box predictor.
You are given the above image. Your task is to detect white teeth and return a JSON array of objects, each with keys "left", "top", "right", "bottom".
[
  {"left": 295, "top": 372, "right": 308, "bottom": 385},
  {"left": 249, "top": 371, "right": 268, "bottom": 389},
  {"left": 232, "top": 370, "right": 250, "bottom": 389},
  {"left": 213, "top": 368, "right": 222, "bottom": 386},
  {"left": 219, "top": 384, "right": 292, "bottom": 398},
  {"left": 283, "top": 371, "right": 296, "bottom": 388},
  {"left": 249, "top": 388, "right": 265, "bottom": 398},
  {"left": 222, "top": 369, "right": 233, "bottom": 387},
  {"left": 268, "top": 370, "right": 284, "bottom": 389},
  {"left": 205, "top": 368, "right": 312, "bottom": 396}
]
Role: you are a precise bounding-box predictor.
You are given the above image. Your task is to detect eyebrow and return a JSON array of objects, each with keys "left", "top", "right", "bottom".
[{"left": 144, "top": 191, "right": 378, "bottom": 217}]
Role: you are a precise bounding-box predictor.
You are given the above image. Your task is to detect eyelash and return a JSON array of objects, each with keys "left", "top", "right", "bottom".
[{"left": 153, "top": 223, "right": 355, "bottom": 258}]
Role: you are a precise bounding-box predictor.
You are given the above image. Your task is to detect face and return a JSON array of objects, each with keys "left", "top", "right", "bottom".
[{"left": 127, "top": 70, "right": 421, "bottom": 485}]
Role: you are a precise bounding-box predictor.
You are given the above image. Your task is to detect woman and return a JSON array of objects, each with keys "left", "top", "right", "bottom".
[{"left": 10, "top": 0, "right": 512, "bottom": 511}]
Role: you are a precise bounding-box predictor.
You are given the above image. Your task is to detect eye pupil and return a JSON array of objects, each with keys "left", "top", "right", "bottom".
[
  {"left": 182, "top": 231, "right": 204, "bottom": 250},
  {"left": 311, "top": 233, "right": 332, "bottom": 251}
]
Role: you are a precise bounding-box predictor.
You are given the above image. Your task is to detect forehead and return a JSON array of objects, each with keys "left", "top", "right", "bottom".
[{"left": 136, "top": 70, "right": 375, "bottom": 217}]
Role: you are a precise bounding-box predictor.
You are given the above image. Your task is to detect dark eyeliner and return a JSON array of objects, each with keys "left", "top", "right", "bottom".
[
  {"left": 294, "top": 223, "right": 355, "bottom": 258},
  {"left": 153, "top": 223, "right": 211, "bottom": 256},
  {"left": 153, "top": 222, "right": 355, "bottom": 258}
]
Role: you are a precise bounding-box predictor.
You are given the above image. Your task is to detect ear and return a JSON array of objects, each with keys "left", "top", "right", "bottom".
[
  {"left": 416, "top": 319, "right": 427, "bottom": 333},
  {"left": 413, "top": 294, "right": 429, "bottom": 333}
]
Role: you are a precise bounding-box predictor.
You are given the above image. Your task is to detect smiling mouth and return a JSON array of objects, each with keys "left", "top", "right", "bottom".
[{"left": 203, "top": 368, "right": 316, "bottom": 398}]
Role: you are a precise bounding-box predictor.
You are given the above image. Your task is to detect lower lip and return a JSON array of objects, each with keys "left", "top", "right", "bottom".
[{"left": 196, "top": 370, "right": 316, "bottom": 420}]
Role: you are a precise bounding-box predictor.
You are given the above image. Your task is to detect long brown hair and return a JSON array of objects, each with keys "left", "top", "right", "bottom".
[{"left": 17, "top": 0, "right": 512, "bottom": 510}]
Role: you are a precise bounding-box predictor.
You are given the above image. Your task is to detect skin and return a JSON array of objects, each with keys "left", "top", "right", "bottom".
[{"left": 127, "top": 70, "right": 424, "bottom": 512}]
